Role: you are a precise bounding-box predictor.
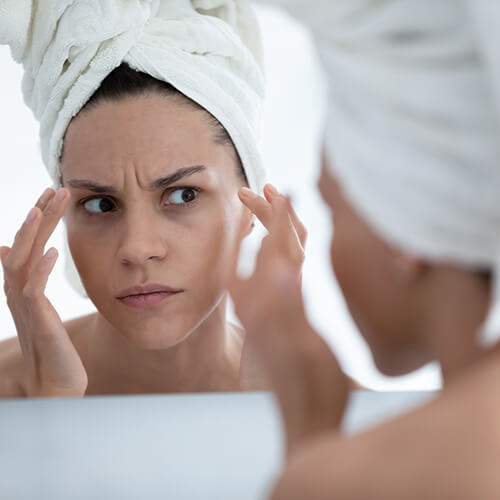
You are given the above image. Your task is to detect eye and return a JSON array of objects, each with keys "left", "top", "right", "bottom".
[
  {"left": 166, "top": 187, "right": 198, "bottom": 205},
  {"left": 82, "top": 197, "right": 116, "bottom": 214}
]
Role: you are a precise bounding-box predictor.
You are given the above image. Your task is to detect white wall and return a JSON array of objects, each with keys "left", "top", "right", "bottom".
[{"left": 0, "top": 6, "right": 441, "bottom": 390}]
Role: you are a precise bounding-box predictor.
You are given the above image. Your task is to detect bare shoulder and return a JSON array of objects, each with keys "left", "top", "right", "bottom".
[
  {"left": 272, "top": 358, "right": 500, "bottom": 500},
  {"left": 63, "top": 312, "right": 96, "bottom": 341},
  {"left": 0, "top": 336, "right": 26, "bottom": 398}
]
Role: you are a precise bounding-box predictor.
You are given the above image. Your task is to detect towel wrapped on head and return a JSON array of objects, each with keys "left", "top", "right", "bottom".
[
  {"left": 0, "top": 0, "right": 265, "bottom": 192},
  {"left": 0, "top": 0, "right": 265, "bottom": 296},
  {"left": 296, "top": 0, "right": 500, "bottom": 345}
]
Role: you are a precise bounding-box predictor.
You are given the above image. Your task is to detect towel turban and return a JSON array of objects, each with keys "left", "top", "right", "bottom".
[
  {"left": 267, "top": 0, "right": 500, "bottom": 345},
  {"left": 1, "top": 0, "right": 265, "bottom": 296},
  {"left": 0, "top": 0, "right": 265, "bottom": 191}
]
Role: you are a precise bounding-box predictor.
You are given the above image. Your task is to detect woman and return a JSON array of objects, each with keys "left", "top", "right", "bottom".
[
  {"left": 232, "top": 1, "right": 500, "bottom": 498},
  {"left": 0, "top": 0, "right": 307, "bottom": 397}
]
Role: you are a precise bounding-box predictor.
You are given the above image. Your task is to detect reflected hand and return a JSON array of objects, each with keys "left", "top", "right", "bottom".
[
  {"left": 0, "top": 188, "right": 88, "bottom": 397},
  {"left": 231, "top": 184, "right": 348, "bottom": 456}
]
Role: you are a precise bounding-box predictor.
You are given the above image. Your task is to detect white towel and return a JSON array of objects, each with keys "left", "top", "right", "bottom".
[
  {"left": 0, "top": 0, "right": 265, "bottom": 192},
  {"left": 263, "top": 0, "right": 500, "bottom": 345},
  {"left": 1, "top": 0, "right": 265, "bottom": 297}
]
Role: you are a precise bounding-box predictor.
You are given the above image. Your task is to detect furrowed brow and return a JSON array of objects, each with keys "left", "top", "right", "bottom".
[
  {"left": 149, "top": 166, "right": 206, "bottom": 190},
  {"left": 64, "top": 165, "right": 206, "bottom": 194},
  {"left": 64, "top": 180, "right": 117, "bottom": 193}
]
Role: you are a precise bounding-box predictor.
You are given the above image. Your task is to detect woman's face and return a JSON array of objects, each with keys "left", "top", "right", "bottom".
[
  {"left": 318, "top": 161, "right": 430, "bottom": 376},
  {"left": 61, "top": 94, "right": 251, "bottom": 349}
]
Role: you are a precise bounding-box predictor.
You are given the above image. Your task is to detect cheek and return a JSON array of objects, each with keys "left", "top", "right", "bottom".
[
  {"left": 329, "top": 214, "right": 383, "bottom": 334},
  {"left": 188, "top": 216, "right": 238, "bottom": 284},
  {"left": 66, "top": 224, "right": 108, "bottom": 294},
  {"left": 168, "top": 203, "right": 241, "bottom": 294},
  {"left": 329, "top": 215, "right": 358, "bottom": 300}
]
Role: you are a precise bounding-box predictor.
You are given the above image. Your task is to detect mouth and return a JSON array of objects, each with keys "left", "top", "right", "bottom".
[{"left": 116, "top": 283, "right": 183, "bottom": 309}]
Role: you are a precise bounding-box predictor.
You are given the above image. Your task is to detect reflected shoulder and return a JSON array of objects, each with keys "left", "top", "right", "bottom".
[
  {"left": 0, "top": 336, "right": 26, "bottom": 398},
  {"left": 272, "top": 366, "right": 500, "bottom": 500}
]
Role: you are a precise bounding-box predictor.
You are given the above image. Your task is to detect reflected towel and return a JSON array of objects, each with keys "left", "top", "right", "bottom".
[{"left": 265, "top": 0, "right": 500, "bottom": 345}]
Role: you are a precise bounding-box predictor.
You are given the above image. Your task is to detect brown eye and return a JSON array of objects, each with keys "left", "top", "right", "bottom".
[{"left": 167, "top": 188, "right": 198, "bottom": 205}]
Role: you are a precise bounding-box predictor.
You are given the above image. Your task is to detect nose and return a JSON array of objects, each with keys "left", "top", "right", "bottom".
[{"left": 116, "top": 209, "right": 168, "bottom": 266}]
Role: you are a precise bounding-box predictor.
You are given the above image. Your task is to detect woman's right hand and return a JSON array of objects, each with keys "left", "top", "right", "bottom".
[
  {"left": 0, "top": 188, "right": 88, "bottom": 397},
  {"left": 231, "top": 188, "right": 349, "bottom": 457}
]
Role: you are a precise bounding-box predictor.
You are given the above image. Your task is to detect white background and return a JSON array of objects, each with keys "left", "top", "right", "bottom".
[{"left": 0, "top": 6, "right": 441, "bottom": 390}]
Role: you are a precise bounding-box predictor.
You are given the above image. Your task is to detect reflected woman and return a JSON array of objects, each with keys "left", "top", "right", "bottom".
[
  {"left": 232, "top": 1, "right": 500, "bottom": 499},
  {"left": 0, "top": 1, "right": 306, "bottom": 397}
]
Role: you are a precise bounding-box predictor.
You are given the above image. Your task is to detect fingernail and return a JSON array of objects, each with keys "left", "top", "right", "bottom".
[
  {"left": 240, "top": 187, "right": 257, "bottom": 199},
  {"left": 44, "top": 248, "right": 57, "bottom": 261},
  {"left": 25, "top": 207, "right": 37, "bottom": 224},
  {"left": 55, "top": 189, "right": 67, "bottom": 202},
  {"left": 38, "top": 188, "right": 53, "bottom": 205}
]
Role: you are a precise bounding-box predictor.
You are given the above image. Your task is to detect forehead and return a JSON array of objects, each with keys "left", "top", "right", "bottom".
[{"left": 61, "top": 95, "right": 229, "bottom": 183}]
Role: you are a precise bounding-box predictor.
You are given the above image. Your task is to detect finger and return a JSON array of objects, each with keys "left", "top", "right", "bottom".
[
  {"left": 240, "top": 186, "right": 305, "bottom": 255},
  {"left": 239, "top": 187, "right": 273, "bottom": 230},
  {"left": 29, "top": 189, "right": 70, "bottom": 268},
  {"left": 285, "top": 197, "right": 307, "bottom": 249},
  {"left": 21, "top": 247, "right": 58, "bottom": 301},
  {"left": 264, "top": 185, "right": 307, "bottom": 250},
  {"left": 263, "top": 183, "right": 279, "bottom": 204},
  {"left": 271, "top": 196, "right": 305, "bottom": 267},
  {"left": 2, "top": 208, "right": 42, "bottom": 282},
  {"left": 5, "top": 186, "right": 55, "bottom": 267},
  {"left": 34, "top": 188, "right": 56, "bottom": 211},
  {"left": 265, "top": 191, "right": 305, "bottom": 262},
  {"left": 249, "top": 197, "right": 301, "bottom": 282},
  {"left": 227, "top": 216, "right": 251, "bottom": 304}
]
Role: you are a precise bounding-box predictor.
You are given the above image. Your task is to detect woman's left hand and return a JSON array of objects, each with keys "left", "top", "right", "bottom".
[{"left": 232, "top": 184, "right": 349, "bottom": 457}]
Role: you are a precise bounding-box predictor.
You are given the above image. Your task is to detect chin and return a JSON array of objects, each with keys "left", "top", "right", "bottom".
[
  {"left": 112, "top": 314, "right": 198, "bottom": 350},
  {"left": 371, "top": 346, "right": 430, "bottom": 377},
  {"left": 124, "top": 330, "right": 189, "bottom": 350}
]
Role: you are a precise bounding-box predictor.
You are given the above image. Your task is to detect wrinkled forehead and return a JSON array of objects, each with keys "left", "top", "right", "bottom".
[{"left": 60, "top": 95, "right": 231, "bottom": 188}]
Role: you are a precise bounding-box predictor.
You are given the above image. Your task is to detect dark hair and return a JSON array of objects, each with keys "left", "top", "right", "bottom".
[{"left": 61, "top": 63, "right": 247, "bottom": 184}]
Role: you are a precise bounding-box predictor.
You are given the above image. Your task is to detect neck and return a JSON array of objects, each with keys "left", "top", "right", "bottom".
[
  {"left": 422, "top": 266, "right": 491, "bottom": 384},
  {"left": 86, "top": 296, "right": 244, "bottom": 394}
]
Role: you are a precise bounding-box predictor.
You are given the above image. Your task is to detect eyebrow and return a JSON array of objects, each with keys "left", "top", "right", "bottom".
[{"left": 64, "top": 165, "right": 206, "bottom": 193}]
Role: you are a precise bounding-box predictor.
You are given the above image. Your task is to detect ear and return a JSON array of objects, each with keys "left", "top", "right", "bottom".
[
  {"left": 243, "top": 217, "right": 255, "bottom": 237},
  {"left": 240, "top": 207, "right": 255, "bottom": 238}
]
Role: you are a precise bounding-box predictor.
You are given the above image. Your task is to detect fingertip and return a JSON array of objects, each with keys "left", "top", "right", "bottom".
[
  {"left": 36, "top": 187, "right": 55, "bottom": 208},
  {"left": 239, "top": 187, "right": 257, "bottom": 200},
  {"left": 264, "top": 184, "right": 279, "bottom": 197},
  {"left": 44, "top": 247, "right": 58, "bottom": 262},
  {"left": 54, "top": 187, "right": 70, "bottom": 203},
  {"left": 265, "top": 185, "right": 285, "bottom": 206}
]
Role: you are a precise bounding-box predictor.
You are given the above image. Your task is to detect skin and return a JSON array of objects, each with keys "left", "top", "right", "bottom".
[
  {"left": 229, "top": 157, "right": 500, "bottom": 499},
  {"left": 0, "top": 94, "right": 307, "bottom": 397}
]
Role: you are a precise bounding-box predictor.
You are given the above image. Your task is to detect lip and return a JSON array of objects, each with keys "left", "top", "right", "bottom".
[
  {"left": 116, "top": 283, "right": 183, "bottom": 310},
  {"left": 116, "top": 283, "right": 183, "bottom": 299}
]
